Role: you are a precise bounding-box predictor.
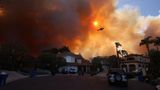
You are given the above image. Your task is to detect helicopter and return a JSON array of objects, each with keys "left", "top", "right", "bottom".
[{"left": 97, "top": 27, "right": 104, "bottom": 31}]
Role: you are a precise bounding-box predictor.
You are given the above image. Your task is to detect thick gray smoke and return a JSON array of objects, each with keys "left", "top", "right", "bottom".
[{"left": 0, "top": 0, "right": 92, "bottom": 54}]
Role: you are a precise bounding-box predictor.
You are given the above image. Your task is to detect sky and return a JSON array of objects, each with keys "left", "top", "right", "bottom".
[{"left": 117, "top": 0, "right": 160, "bottom": 16}]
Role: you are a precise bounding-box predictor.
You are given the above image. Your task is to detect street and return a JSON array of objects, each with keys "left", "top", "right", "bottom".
[{"left": 1, "top": 75, "right": 154, "bottom": 90}]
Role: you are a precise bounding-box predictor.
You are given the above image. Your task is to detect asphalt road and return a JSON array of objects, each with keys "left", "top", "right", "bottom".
[{"left": 1, "top": 75, "right": 155, "bottom": 90}]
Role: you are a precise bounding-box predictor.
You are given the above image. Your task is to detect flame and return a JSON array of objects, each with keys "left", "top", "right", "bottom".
[{"left": 93, "top": 21, "right": 99, "bottom": 27}]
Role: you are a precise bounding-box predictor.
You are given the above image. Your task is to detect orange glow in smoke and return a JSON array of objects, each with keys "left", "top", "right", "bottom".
[
  {"left": 0, "top": 8, "right": 5, "bottom": 16},
  {"left": 93, "top": 21, "right": 99, "bottom": 27}
]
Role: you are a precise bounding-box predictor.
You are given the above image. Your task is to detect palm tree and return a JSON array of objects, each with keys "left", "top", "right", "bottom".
[
  {"left": 153, "top": 37, "right": 160, "bottom": 51},
  {"left": 140, "top": 36, "right": 153, "bottom": 55}
]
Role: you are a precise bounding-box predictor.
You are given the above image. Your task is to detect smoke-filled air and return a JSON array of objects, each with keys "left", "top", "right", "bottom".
[{"left": 0, "top": 0, "right": 159, "bottom": 59}]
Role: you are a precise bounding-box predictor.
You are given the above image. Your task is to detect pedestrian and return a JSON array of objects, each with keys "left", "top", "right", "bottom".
[{"left": 30, "top": 67, "right": 37, "bottom": 78}]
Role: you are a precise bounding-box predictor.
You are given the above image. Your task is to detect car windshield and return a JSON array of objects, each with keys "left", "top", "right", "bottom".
[{"left": 109, "top": 68, "right": 125, "bottom": 74}]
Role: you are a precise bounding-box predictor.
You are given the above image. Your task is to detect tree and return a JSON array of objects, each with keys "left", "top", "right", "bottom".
[
  {"left": 0, "top": 43, "right": 27, "bottom": 70},
  {"left": 20, "top": 55, "right": 37, "bottom": 69},
  {"left": 91, "top": 55, "right": 121, "bottom": 73},
  {"left": 43, "top": 48, "right": 59, "bottom": 54},
  {"left": 91, "top": 57, "right": 103, "bottom": 72},
  {"left": 38, "top": 53, "right": 56, "bottom": 67},
  {"left": 43, "top": 46, "right": 71, "bottom": 54},
  {"left": 107, "top": 55, "right": 120, "bottom": 68},
  {"left": 38, "top": 52, "right": 66, "bottom": 75},
  {"left": 140, "top": 36, "right": 153, "bottom": 55},
  {"left": 56, "top": 56, "right": 67, "bottom": 68},
  {"left": 149, "top": 49, "right": 160, "bottom": 78},
  {"left": 153, "top": 37, "right": 160, "bottom": 51},
  {"left": 59, "top": 46, "right": 70, "bottom": 53}
]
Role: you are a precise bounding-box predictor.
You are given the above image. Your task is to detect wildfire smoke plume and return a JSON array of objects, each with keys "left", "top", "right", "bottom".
[{"left": 0, "top": 0, "right": 159, "bottom": 59}]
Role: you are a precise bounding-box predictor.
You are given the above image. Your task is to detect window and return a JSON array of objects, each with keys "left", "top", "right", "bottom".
[
  {"left": 77, "top": 59, "right": 82, "bottom": 63},
  {"left": 127, "top": 57, "right": 135, "bottom": 60},
  {"left": 65, "top": 56, "right": 75, "bottom": 63}
]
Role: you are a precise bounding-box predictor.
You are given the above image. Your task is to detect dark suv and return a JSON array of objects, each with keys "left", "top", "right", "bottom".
[{"left": 107, "top": 68, "right": 128, "bottom": 87}]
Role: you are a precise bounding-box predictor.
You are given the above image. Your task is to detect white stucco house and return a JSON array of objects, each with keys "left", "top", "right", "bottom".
[
  {"left": 58, "top": 52, "right": 91, "bottom": 74},
  {"left": 120, "top": 54, "right": 150, "bottom": 75}
]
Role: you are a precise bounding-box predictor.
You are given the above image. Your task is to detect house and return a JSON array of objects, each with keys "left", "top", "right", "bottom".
[
  {"left": 100, "top": 59, "right": 110, "bottom": 72},
  {"left": 120, "top": 54, "right": 150, "bottom": 75},
  {"left": 58, "top": 52, "right": 91, "bottom": 74}
]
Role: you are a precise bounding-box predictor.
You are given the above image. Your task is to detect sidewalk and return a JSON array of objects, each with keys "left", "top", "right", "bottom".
[{"left": 1, "top": 71, "right": 27, "bottom": 83}]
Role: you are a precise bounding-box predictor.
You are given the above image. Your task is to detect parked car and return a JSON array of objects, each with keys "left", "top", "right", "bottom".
[
  {"left": 153, "top": 79, "right": 160, "bottom": 90},
  {"left": 156, "top": 84, "right": 160, "bottom": 90},
  {"left": 107, "top": 68, "right": 128, "bottom": 87},
  {"left": 69, "top": 68, "right": 77, "bottom": 74}
]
